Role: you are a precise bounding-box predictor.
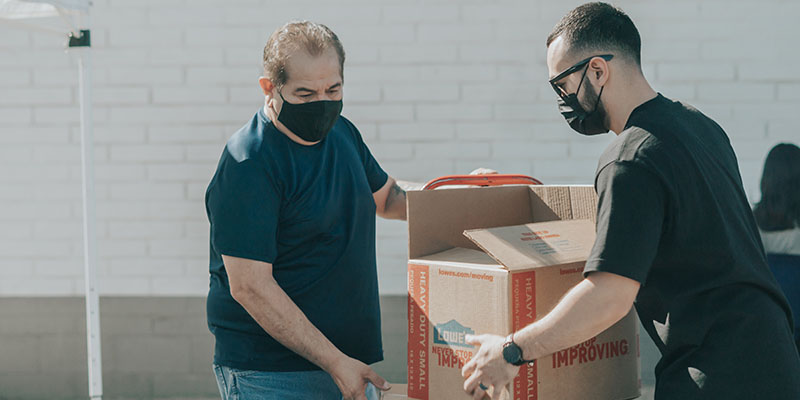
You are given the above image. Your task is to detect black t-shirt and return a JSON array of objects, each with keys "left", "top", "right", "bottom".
[
  {"left": 204, "top": 108, "right": 388, "bottom": 371},
  {"left": 584, "top": 94, "right": 800, "bottom": 399}
]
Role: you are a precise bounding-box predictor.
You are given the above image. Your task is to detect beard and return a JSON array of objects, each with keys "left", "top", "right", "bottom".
[{"left": 581, "top": 81, "right": 609, "bottom": 131}]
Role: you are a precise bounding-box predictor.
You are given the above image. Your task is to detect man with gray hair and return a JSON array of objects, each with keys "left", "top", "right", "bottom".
[{"left": 205, "top": 21, "right": 407, "bottom": 400}]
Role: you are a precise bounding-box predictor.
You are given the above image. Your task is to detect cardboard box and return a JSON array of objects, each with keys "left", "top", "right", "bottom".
[{"left": 406, "top": 185, "right": 640, "bottom": 400}]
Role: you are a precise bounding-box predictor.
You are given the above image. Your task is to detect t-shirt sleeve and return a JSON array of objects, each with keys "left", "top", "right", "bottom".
[
  {"left": 205, "top": 152, "right": 280, "bottom": 264},
  {"left": 345, "top": 119, "right": 389, "bottom": 193},
  {"left": 584, "top": 161, "right": 666, "bottom": 284}
]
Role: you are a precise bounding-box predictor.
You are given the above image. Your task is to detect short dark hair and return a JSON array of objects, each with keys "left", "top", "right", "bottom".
[
  {"left": 754, "top": 143, "right": 800, "bottom": 231},
  {"left": 546, "top": 2, "right": 641, "bottom": 65},
  {"left": 263, "top": 21, "right": 345, "bottom": 87}
]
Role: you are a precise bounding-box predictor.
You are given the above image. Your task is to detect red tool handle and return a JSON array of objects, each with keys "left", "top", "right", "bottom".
[{"left": 422, "top": 174, "right": 543, "bottom": 190}]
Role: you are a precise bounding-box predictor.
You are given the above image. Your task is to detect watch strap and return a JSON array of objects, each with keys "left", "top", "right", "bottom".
[{"left": 505, "top": 334, "right": 535, "bottom": 366}]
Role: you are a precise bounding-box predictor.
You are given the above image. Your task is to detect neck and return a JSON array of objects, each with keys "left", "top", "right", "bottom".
[
  {"left": 263, "top": 103, "right": 320, "bottom": 146},
  {"left": 607, "top": 77, "right": 658, "bottom": 135}
]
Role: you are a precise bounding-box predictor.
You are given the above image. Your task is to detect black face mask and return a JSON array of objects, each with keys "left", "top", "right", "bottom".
[
  {"left": 557, "top": 66, "right": 608, "bottom": 136},
  {"left": 277, "top": 90, "right": 343, "bottom": 142}
]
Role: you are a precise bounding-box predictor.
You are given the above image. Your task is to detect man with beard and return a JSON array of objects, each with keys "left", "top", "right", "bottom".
[
  {"left": 205, "top": 21, "right": 407, "bottom": 400},
  {"left": 461, "top": 3, "right": 800, "bottom": 399}
]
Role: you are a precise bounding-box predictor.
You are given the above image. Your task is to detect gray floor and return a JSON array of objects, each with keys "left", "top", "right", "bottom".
[{"left": 0, "top": 296, "right": 659, "bottom": 399}]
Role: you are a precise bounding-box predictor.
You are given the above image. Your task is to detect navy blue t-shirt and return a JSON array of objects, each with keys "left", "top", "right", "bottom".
[{"left": 204, "top": 108, "right": 389, "bottom": 371}]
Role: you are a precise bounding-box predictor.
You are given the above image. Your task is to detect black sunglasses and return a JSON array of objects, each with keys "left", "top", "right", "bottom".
[{"left": 549, "top": 54, "right": 614, "bottom": 98}]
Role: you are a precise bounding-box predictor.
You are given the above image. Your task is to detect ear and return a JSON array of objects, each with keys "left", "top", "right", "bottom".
[
  {"left": 258, "top": 77, "right": 275, "bottom": 96},
  {"left": 589, "top": 57, "right": 610, "bottom": 86}
]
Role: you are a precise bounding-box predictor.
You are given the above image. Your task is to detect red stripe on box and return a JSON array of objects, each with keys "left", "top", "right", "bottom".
[
  {"left": 408, "top": 264, "right": 430, "bottom": 400},
  {"left": 512, "top": 271, "right": 538, "bottom": 400}
]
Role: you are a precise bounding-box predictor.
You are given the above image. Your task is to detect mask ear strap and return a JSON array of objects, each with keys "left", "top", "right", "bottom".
[
  {"left": 270, "top": 88, "right": 286, "bottom": 117},
  {"left": 592, "top": 85, "right": 605, "bottom": 112},
  {"left": 575, "top": 64, "right": 590, "bottom": 98},
  {"left": 275, "top": 87, "right": 295, "bottom": 114}
]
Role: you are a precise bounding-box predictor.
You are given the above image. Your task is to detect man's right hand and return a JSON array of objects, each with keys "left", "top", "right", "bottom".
[{"left": 328, "top": 355, "right": 390, "bottom": 400}]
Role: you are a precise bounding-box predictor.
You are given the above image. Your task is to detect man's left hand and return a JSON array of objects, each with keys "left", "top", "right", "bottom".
[{"left": 461, "top": 334, "right": 520, "bottom": 399}]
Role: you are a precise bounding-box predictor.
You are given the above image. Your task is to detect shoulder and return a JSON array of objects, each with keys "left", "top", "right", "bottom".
[
  {"left": 594, "top": 127, "right": 673, "bottom": 197},
  {"left": 337, "top": 114, "right": 356, "bottom": 131},
  {"left": 225, "top": 110, "right": 273, "bottom": 163},
  {"left": 671, "top": 97, "right": 706, "bottom": 119},
  {"left": 672, "top": 98, "right": 727, "bottom": 135},
  {"left": 635, "top": 95, "right": 727, "bottom": 142},
  {"left": 326, "top": 115, "right": 371, "bottom": 157},
  {"left": 598, "top": 127, "right": 660, "bottom": 170},
  {"left": 333, "top": 115, "right": 364, "bottom": 142},
  {"left": 215, "top": 111, "right": 287, "bottom": 185}
]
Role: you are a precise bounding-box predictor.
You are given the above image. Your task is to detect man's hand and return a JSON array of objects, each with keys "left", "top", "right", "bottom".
[
  {"left": 461, "top": 334, "right": 520, "bottom": 399},
  {"left": 329, "top": 355, "right": 390, "bottom": 400}
]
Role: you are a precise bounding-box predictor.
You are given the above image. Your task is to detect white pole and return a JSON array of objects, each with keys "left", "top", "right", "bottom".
[{"left": 77, "top": 36, "right": 103, "bottom": 400}]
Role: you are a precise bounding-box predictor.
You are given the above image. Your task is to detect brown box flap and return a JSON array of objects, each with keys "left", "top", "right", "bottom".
[
  {"left": 407, "top": 186, "right": 533, "bottom": 259},
  {"left": 528, "top": 185, "right": 597, "bottom": 223},
  {"left": 407, "top": 185, "right": 598, "bottom": 259},
  {"left": 463, "top": 219, "right": 596, "bottom": 271}
]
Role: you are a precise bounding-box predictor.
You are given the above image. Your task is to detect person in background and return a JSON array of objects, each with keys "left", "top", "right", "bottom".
[
  {"left": 754, "top": 142, "right": 800, "bottom": 352},
  {"left": 205, "top": 21, "right": 408, "bottom": 400}
]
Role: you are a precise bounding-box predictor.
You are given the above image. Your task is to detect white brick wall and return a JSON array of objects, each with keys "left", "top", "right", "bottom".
[{"left": 1, "top": 0, "right": 798, "bottom": 296}]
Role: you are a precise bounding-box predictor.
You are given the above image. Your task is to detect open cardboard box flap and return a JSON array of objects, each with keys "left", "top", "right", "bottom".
[
  {"left": 407, "top": 185, "right": 597, "bottom": 259},
  {"left": 463, "top": 219, "right": 596, "bottom": 271}
]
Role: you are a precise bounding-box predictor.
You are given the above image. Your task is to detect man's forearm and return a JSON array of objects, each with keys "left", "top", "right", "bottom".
[
  {"left": 234, "top": 279, "right": 345, "bottom": 372},
  {"left": 514, "top": 273, "right": 637, "bottom": 361}
]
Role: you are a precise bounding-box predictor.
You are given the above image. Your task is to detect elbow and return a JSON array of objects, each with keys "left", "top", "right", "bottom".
[
  {"left": 606, "top": 285, "right": 638, "bottom": 324},
  {"left": 230, "top": 282, "right": 257, "bottom": 305},
  {"left": 592, "top": 294, "right": 634, "bottom": 332},
  {"left": 378, "top": 201, "right": 407, "bottom": 221},
  {"left": 375, "top": 206, "right": 392, "bottom": 220},
  {"left": 378, "top": 209, "right": 405, "bottom": 221},
  {"left": 609, "top": 296, "right": 635, "bottom": 323},
  {"left": 230, "top": 274, "right": 276, "bottom": 306},
  {"left": 588, "top": 272, "right": 639, "bottom": 325},
  {"left": 221, "top": 254, "right": 275, "bottom": 306}
]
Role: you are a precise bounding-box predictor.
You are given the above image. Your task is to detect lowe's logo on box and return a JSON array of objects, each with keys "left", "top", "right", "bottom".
[{"left": 434, "top": 319, "right": 475, "bottom": 348}]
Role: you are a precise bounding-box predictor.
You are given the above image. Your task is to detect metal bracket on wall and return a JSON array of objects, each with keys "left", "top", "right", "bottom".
[{"left": 68, "top": 29, "right": 90, "bottom": 47}]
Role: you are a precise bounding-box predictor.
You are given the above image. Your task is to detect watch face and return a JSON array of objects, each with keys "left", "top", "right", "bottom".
[{"left": 502, "top": 342, "right": 522, "bottom": 364}]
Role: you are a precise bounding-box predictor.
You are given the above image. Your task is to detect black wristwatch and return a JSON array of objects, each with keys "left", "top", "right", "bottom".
[{"left": 502, "top": 334, "right": 535, "bottom": 367}]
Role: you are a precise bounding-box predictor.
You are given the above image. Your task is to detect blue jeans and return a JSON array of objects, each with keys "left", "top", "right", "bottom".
[{"left": 213, "top": 364, "right": 381, "bottom": 400}]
